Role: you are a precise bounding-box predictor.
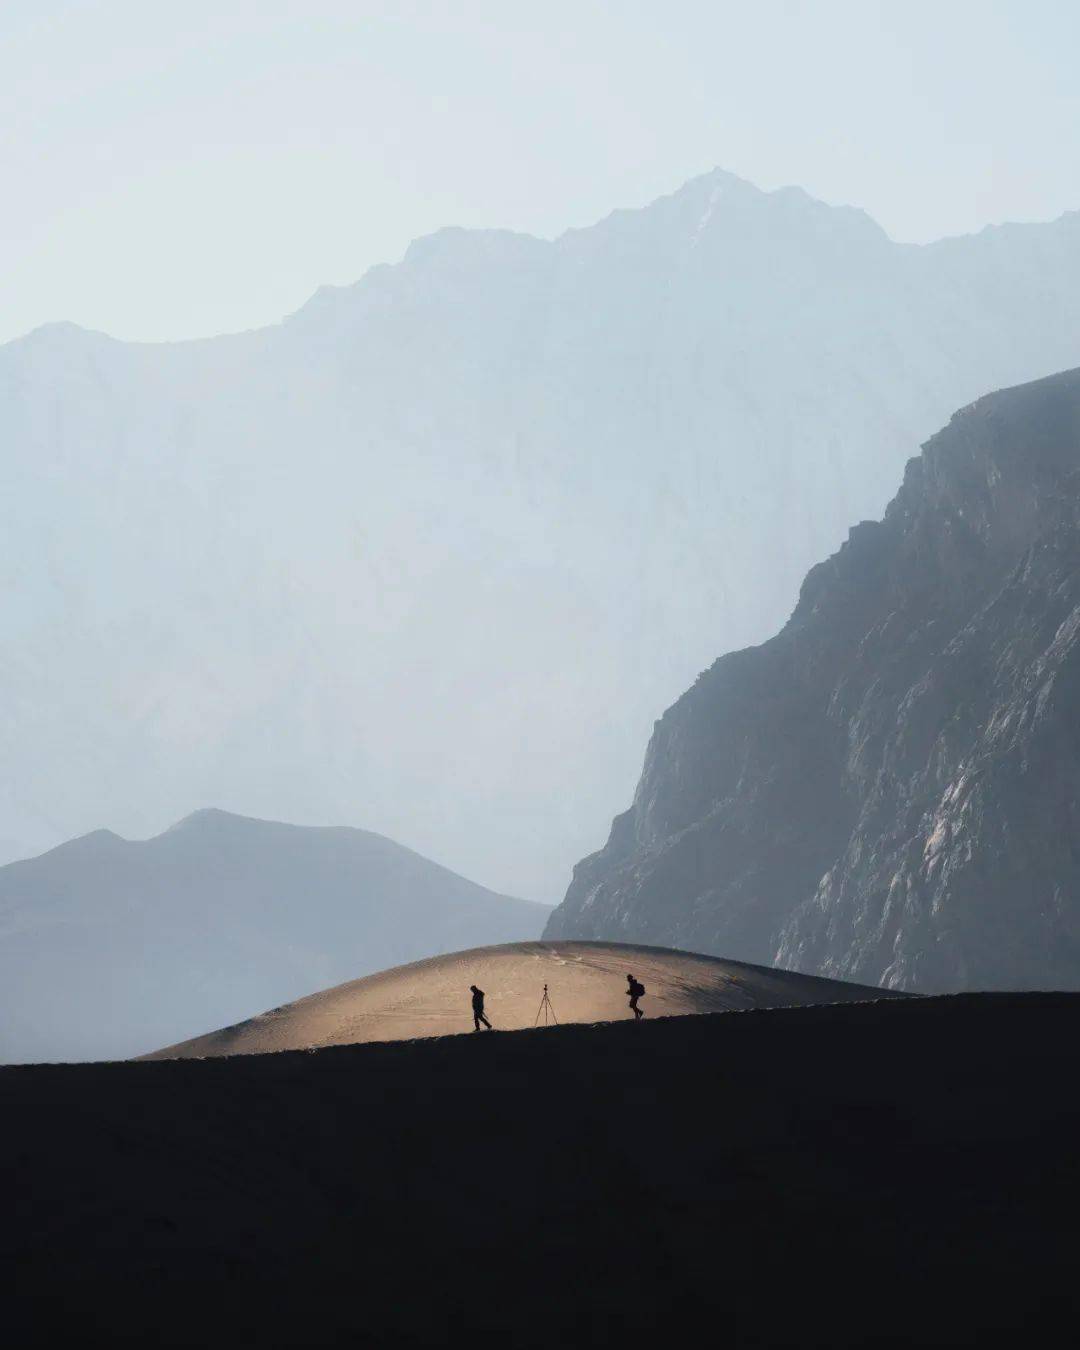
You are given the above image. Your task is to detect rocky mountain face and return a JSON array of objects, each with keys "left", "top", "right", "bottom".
[
  {"left": 5, "top": 170, "right": 1080, "bottom": 901},
  {"left": 0, "top": 809, "right": 546, "bottom": 1062},
  {"left": 545, "top": 368, "right": 1080, "bottom": 993}
]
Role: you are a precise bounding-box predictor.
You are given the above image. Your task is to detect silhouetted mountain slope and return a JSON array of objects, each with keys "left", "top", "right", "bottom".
[
  {"left": 5, "top": 995, "right": 1079, "bottom": 1348},
  {"left": 0, "top": 809, "right": 546, "bottom": 1063},
  {"left": 5, "top": 170, "right": 1080, "bottom": 900},
  {"left": 546, "top": 368, "right": 1080, "bottom": 992}
]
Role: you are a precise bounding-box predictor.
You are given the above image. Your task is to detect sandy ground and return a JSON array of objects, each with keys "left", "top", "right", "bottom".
[
  {"left": 147, "top": 939, "right": 896, "bottom": 1057},
  {"left": 5, "top": 993, "right": 1079, "bottom": 1348}
]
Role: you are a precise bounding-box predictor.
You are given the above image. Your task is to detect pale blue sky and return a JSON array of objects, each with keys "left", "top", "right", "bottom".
[{"left": 3, "top": 0, "right": 1079, "bottom": 344}]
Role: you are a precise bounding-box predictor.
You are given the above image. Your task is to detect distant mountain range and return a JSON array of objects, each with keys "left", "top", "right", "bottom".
[
  {"left": 5, "top": 168, "right": 1080, "bottom": 900},
  {"left": 0, "top": 809, "right": 546, "bottom": 1062},
  {"left": 546, "top": 368, "right": 1080, "bottom": 992}
]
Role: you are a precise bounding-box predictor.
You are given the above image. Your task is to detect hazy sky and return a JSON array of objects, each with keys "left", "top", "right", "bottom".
[{"left": 3, "top": 0, "right": 1079, "bottom": 345}]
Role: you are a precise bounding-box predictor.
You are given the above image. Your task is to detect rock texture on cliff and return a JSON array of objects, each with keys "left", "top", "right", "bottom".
[{"left": 545, "top": 368, "right": 1080, "bottom": 992}]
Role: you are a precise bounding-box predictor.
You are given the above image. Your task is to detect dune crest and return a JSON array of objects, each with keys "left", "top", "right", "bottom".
[{"left": 147, "top": 939, "right": 899, "bottom": 1059}]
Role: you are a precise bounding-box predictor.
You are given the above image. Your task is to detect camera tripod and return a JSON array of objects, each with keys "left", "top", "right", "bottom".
[{"left": 534, "top": 982, "right": 559, "bottom": 1026}]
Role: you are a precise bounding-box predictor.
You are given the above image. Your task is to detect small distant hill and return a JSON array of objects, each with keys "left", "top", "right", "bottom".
[
  {"left": 0, "top": 809, "right": 547, "bottom": 1063},
  {"left": 148, "top": 938, "right": 898, "bottom": 1058}
]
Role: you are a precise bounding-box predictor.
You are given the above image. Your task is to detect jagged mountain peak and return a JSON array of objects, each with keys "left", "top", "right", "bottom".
[
  {"left": 160, "top": 806, "right": 295, "bottom": 838},
  {"left": 36, "top": 827, "right": 127, "bottom": 861},
  {"left": 401, "top": 224, "right": 549, "bottom": 266},
  {"left": 287, "top": 166, "right": 892, "bottom": 333},
  {"left": 9, "top": 319, "right": 118, "bottom": 353}
]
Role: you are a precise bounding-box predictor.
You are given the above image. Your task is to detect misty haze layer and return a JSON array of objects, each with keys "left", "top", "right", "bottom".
[
  {"left": 0, "top": 808, "right": 547, "bottom": 1062},
  {"left": 4, "top": 168, "right": 1080, "bottom": 898}
]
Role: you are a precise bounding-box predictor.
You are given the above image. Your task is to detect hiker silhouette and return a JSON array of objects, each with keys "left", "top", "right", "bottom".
[
  {"left": 627, "top": 973, "right": 645, "bottom": 1020},
  {"left": 470, "top": 984, "right": 492, "bottom": 1031}
]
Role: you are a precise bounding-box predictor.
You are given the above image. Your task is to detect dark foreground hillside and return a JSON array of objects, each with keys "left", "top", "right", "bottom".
[{"left": 4, "top": 996, "right": 1079, "bottom": 1348}]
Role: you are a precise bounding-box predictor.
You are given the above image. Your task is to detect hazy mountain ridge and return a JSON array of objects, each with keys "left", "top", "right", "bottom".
[
  {"left": 5, "top": 168, "right": 1080, "bottom": 899},
  {"left": 545, "top": 368, "right": 1080, "bottom": 992},
  {"left": 0, "top": 809, "right": 546, "bottom": 1062}
]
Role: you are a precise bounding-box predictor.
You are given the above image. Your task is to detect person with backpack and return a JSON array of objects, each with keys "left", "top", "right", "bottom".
[
  {"left": 626, "top": 973, "right": 645, "bottom": 1020},
  {"left": 470, "top": 984, "right": 492, "bottom": 1032}
]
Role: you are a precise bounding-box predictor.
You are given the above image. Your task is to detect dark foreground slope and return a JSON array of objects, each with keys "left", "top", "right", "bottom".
[
  {"left": 0, "top": 809, "right": 546, "bottom": 1063},
  {"left": 5, "top": 996, "right": 1080, "bottom": 1348},
  {"left": 547, "top": 367, "right": 1080, "bottom": 992}
]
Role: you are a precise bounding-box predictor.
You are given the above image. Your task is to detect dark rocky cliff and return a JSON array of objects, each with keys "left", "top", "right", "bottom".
[{"left": 545, "top": 368, "right": 1080, "bottom": 991}]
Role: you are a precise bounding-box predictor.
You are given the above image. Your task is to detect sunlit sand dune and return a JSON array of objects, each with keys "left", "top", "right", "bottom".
[{"left": 148, "top": 939, "right": 899, "bottom": 1058}]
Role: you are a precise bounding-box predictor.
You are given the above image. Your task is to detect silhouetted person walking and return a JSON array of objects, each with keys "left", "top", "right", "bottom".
[
  {"left": 627, "top": 973, "right": 645, "bottom": 1020},
  {"left": 470, "top": 984, "right": 492, "bottom": 1031}
]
